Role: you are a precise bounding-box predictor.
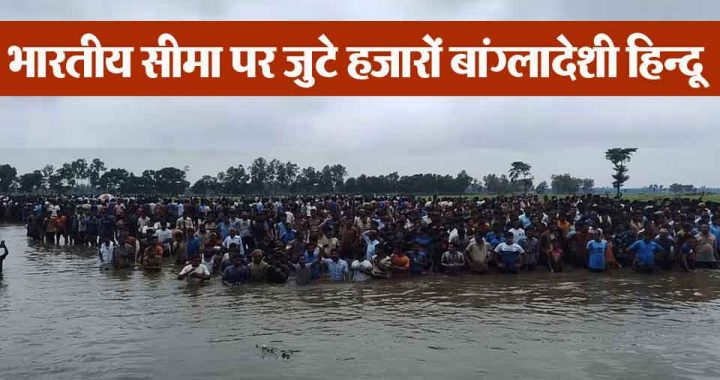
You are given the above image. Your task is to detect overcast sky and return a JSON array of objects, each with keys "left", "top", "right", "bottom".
[{"left": 0, "top": 0, "right": 718, "bottom": 187}]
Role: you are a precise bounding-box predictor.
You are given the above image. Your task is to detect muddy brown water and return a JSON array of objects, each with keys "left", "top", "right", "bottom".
[{"left": 1, "top": 224, "right": 719, "bottom": 380}]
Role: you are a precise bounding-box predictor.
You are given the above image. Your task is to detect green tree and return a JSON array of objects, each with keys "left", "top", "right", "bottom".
[
  {"left": 119, "top": 173, "right": 154, "bottom": 194},
  {"left": 153, "top": 167, "right": 189, "bottom": 195},
  {"left": 191, "top": 175, "right": 221, "bottom": 195},
  {"left": 222, "top": 165, "right": 250, "bottom": 194},
  {"left": 284, "top": 162, "right": 299, "bottom": 190},
  {"left": 140, "top": 170, "right": 158, "bottom": 194},
  {"left": 509, "top": 161, "right": 533, "bottom": 194},
  {"left": 319, "top": 165, "right": 334, "bottom": 193},
  {"left": 551, "top": 173, "right": 583, "bottom": 194},
  {"left": 535, "top": 181, "right": 548, "bottom": 194},
  {"left": 330, "top": 164, "right": 348, "bottom": 191},
  {"left": 88, "top": 158, "right": 106, "bottom": 189},
  {"left": 454, "top": 170, "right": 473, "bottom": 194},
  {"left": 669, "top": 183, "right": 696, "bottom": 194},
  {"left": 297, "top": 166, "right": 319, "bottom": 193},
  {"left": 41, "top": 165, "right": 54, "bottom": 190},
  {"left": 605, "top": 148, "right": 638, "bottom": 198},
  {"left": 250, "top": 157, "right": 269, "bottom": 192},
  {"left": 483, "top": 174, "right": 512, "bottom": 194},
  {"left": 580, "top": 178, "right": 595, "bottom": 193},
  {"left": 56, "top": 163, "right": 77, "bottom": 190},
  {"left": 18, "top": 170, "right": 43, "bottom": 193},
  {"left": 98, "top": 168, "right": 129, "bottom": 193},
  {"left": 343, "top": 177, "right": 358, "bottom": 193},
  {"left": 267, "top": 159, "right": 281, "bottom": 191},
  {"left": 0, "top": 164, "right": 18, "bottom": 192},
  {"left": 70, "top": 158, "right": 89, "bottom": 185}
]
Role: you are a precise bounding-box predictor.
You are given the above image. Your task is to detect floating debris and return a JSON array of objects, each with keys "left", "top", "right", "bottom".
[{"left": 256, "top": 344, "right": 294, "bottom": 360}]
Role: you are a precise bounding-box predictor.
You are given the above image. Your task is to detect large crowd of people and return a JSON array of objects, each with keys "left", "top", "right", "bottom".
[{"left": 1, "top": 193, "right": 718, "bottom": 285}]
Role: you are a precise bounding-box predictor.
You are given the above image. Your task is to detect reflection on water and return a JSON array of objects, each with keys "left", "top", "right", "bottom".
[{"left": 1, "top": 225, "right": 720, "bottom": 380}]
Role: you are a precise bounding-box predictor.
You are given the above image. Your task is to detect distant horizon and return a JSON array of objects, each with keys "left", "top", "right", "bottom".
[
  {"left": 3, "top": 1, "right": 720, "bottom": 190},
  {"left": 0, "top": 147, "right": 715, "bottom": 189}
]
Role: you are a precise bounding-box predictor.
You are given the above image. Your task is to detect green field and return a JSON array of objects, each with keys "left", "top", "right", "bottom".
[{"left": 615, "top": 193, "right": 720, "bottom": 202}]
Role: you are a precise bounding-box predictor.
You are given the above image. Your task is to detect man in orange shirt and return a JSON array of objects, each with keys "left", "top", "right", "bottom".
[
  {"left": 390, "top": 247, "right": 410, "bottom": 278},
  {"left": 557, "top": 215, "right": 572, "bottom": 237}
]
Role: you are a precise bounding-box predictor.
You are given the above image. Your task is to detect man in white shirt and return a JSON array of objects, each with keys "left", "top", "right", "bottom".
[
  {"left": 222, "top": 228, "right": 244, "bottom": 256},
  {"left": 465, "top": 231, "right": 491, "bottom": 273},
  {"left": 49, "top": 203, "right": 60, "bottom": 217},
  {"left": 448, "top": 227, "right": 459, "bottom": 243},
  {"left": 177, "top": 256, "right": 211, "bottom": 282},
  {"left": 285, "top": 211, "right": 295, "bottom": 225},
  {"left": 508, "top": 222, "right": 526, "bottom": 245},
  {"left": 177, "top": 201, "right": 184, "bottom": 217},
  {"left": 351, "top": 254, "right": 373, "bottom": 282},
  {"left": 176, "top": 215, "right": 193, "bottom": 232},
  {"left": 155, "top": 224, "right": 173, "bottom": 256},
  {"left": 98, "top": 237, "right": 114, "bottom": 270},
  {"left": 137, "top": 215, "right": 151, "bottom": 232}
]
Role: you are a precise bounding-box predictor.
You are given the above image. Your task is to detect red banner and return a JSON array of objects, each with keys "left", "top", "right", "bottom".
[{"left": 0, "top": 21, "right": 716, "bottom": 95}]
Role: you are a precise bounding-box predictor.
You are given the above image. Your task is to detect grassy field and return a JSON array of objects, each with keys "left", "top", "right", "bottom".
[{"left": 616, "top": 193, "right": 720, "bottom": 202}]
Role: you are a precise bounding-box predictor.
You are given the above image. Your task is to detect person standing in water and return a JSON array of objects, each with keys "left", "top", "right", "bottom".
[
  {"left": 98, "top": 237, "right": 114, "bottom": 271},
  {"left": 178, "top": 256, "right": 211, "bottom": 283},
  {"left": 222, "top": 255, "right": 249, "bottom": 285},
  {"left": 0, "top": 241, "right": 8, "bottom": 278},
  {"left": 586, "top": 229, "right": 608, "bottom": 272}
]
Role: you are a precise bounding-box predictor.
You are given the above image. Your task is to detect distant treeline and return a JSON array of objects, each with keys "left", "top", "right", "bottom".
[
  {"left": 0, "top": 157, "right": 702, "bottom": 196},
  {"left": 0, "top": 158, "right": 471, "bottom": 195}
]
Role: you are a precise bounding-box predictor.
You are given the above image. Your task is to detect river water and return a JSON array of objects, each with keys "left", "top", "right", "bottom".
[{"left": 1, "top": 224, "right": 720, "bottom": 380}]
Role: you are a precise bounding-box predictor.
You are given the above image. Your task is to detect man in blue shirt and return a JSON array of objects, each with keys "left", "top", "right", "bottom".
[
  {"left": 320, "top": 249, "right": 349, "bottom": 282},
  {"left": 710, "top": 216, "right": 720, "bottom": 248},
  {"left": 362, "top": 230, "right": 381, "bottom": 261},
  {"left": 303, "top": 242, "right": 321, "bottom": 280},
  {"left": 408, "top": 243, "right": 430, "bottom": 275},
  {"left": 222, "top": 255, "right": 249, "bottom": 285},
  {"left": 186, "top": 228, "right": 201, "bottom": 260},
  {"left": 586, "top": 230, "right": 607, "bottom": 272},
  {"left": 485, "top": 224, "right": 505, "bottom": 249},
  {"left": 627, "top": 230, "right": 664, "bottom": 272},
  {"left": 216, "top": 218, "right": 230, "bottom": 241}
]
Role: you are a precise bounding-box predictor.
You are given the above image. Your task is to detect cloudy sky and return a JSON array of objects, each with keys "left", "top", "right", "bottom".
[{"left": 0, "top": 0, "right": 718, "bottom": 187}]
